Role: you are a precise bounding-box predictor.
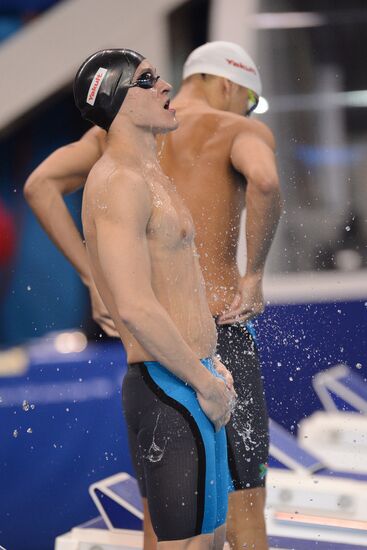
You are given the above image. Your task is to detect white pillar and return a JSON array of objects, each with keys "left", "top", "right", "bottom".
[
  {"left": 209, "top": 0, "right": 260, "bottom": 276},
  {"left": 209, "top": 0, "right": 259, "bottom": 55}
]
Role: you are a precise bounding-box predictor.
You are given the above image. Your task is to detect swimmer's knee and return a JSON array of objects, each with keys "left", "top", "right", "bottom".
[
  {"left": 227, "top": 488, "right": 268, "bottom": 549},
  {"left": 228, "top": 486, "right": 266, "bottom": 513},
  {"left": 213, "top": 523, "right": 226, "bottom": 550}
]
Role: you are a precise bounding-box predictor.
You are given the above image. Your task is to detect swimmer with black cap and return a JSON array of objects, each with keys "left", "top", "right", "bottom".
[
  {"left": 74, "top": 48, "right": 236, "bottom": 550},
  {"left": 25, "top": 41, "right": 281, "bottom": 550},
  {"left": 74, "top": 48, "right": 175, "bottom": 132}
]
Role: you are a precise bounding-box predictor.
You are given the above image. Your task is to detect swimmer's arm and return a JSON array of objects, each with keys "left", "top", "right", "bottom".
[
  {"left": 92, "top": 173, "right": 216, "bottom": 393},
  {"left": 23, "top": 127, "right": 104, "bottom": 285},
  {"left": 220, "top": 127, "right": 281, "bottom": 323},
  {"left": 231, "top": 127, "right": 281, "bottom": 276}
]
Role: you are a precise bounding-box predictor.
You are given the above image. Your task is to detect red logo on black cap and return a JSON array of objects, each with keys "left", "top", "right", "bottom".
[{"left": 87, "top": 67, "right": 108, "bottom": 106}]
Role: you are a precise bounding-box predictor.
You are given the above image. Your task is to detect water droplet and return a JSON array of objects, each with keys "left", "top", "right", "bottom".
[
  {"left": 22, "top": 400, "right": 30, "bottom": 411},
  {"left": 356, "top": 363, "right": 362, "bottom": 370},
  {"left": 345, "top": 226, "right": 351, "bottom": 232},
  {"left": 27, "top": 428, "right": 33, "bottom": 434},
  {"left": 13, "top": 429, "right": 19, "bottom": 438},
  {"left": 26, "top": 285, "right": 31, "bottom": 291}
]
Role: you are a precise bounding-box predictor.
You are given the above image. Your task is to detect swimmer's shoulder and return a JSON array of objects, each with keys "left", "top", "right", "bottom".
[
  {"left": 236, "top": 117, "right": 275, "bottom": 150},
  {"left": 218, "top": 112, "right": 276, "bottom": 151},
  {"left": 179, "top": 105, "right": 275, "bottom": 150},
  {"left": 85, "top": 160, "right": 152, "bottom": 214}
]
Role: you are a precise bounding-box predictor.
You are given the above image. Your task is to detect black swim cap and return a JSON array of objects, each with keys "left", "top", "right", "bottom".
[{"left": 74, "top": 48, "right": 145, "bottom": 131}]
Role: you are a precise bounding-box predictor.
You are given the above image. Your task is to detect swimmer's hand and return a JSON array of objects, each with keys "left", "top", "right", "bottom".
[
  {"left": 88, "top": 280, "right": 119, "bottom": 337},
  {"left": 197, "top": 369, "right": 237, "bottom": 432},
  {"left": 218, "top": 274, "right": 264, "bottom": 325},
  {"left": 213, "top": 356, "right": 234, "bottom": 392}
]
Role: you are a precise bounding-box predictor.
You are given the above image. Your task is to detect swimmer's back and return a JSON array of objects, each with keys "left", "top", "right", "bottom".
[
  {"left": 160, "top": 104, "right": 247, "bottom": 190},
  {"left": 158, "top": 103, "right": 272, "bottom": 312}
]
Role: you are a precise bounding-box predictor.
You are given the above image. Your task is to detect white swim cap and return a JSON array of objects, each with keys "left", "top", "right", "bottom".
[{"left": 183, "top": 41, "right": 262, "bottom": 96}]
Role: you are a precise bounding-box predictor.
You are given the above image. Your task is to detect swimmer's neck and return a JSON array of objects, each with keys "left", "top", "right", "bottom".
[
  {"left": 174, "top": 82, "right": 209, "bottom": 107},
  {"left": 174, "top": 77, "right": 225, "bottom": 111},
  {"left": 106, "top": 115, "right": 158, "bottom": 165}
]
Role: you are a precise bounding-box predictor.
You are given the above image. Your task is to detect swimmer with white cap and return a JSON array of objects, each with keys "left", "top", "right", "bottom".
[
  {"left": 25, "top": 41, "right": 281, "bottom": 550},
  {"left": 182, "top": 40, "right": 262, "bottom": 111}
]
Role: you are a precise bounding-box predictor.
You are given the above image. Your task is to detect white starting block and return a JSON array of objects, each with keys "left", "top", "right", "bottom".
[
  {"left": 266, "top": 420, "right": 367, "bottom": 546},
  {"left": 298, "top": 411, "right": 367, "bottom": 473},
  {"left": 297, "top": 366, "right": 367, "bottom": 474},
  {"left": 55, "top": 516, "right": 142, "bottom": 550},
  {"left": 269, "top": 418, "right": 367, "bottom": 482},
  {"left": 313, "top": 364, "right": 367, "bottom": 413},
  {"left": 89, "top": 473, "right": 143, "bottom": 530},
  {"left": 55, "top": 473, "right": 143, "bottom": 550},
  {"left": 55, "top": 423, "right": 367, "bottom": 549}
]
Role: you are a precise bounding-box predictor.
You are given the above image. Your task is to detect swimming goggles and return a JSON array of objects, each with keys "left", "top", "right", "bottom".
[
  {"left": 246, "top": 88, "right": 259, "bottom": 116},
  {"left": 129, "top": 70, "right": 160, "bottom": 89}
]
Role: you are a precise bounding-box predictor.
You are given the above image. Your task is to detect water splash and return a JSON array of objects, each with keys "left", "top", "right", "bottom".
[
  {"left": 230, "top": 380, "right": 259, "bottom": 452},
  {"left": 231, "top": 410, "right": 258, "bottom": 451},
  {"left": 145, "top": 412, "right": 167, "bottom": 463}
]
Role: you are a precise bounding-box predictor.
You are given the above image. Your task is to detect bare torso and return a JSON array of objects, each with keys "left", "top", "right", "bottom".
[
  {"left": 82, "top": 153, "right": 216, "bottom": 363},
  {"left": 158, "top": 101, "right": 249, "bottom": 315},
  {"left": 93, "top": 100, "right": 270, "bottom": 317}
]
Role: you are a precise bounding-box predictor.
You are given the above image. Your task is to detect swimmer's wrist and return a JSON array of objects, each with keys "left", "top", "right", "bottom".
[
  {"left": 242, "top": 270, "right": 263, "bottom": 280},
  {"left": 194, "top": 368, "right": 217, "bottom": 398},
  {"left": 81, "top": 269, "right": 96, "bottom": 288},
  {"left": 81, "top": 274, "right": 93, "bottom": 287}
]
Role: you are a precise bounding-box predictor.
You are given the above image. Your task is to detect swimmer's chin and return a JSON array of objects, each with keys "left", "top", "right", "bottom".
[{"left": 156, "top": 118, "right": 179, "bottom": 134}]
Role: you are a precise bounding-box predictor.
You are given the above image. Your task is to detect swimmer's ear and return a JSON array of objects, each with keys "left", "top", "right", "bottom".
[{"left": 221, "top": 77, "right": 234, "bottom": 98}]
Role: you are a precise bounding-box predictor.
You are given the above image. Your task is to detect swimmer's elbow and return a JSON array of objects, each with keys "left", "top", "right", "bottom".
[
  {"left": 118, "top": 307, "right": 137, "bottom": 326},
  {"left": 249, "top": 169, "right": 280, "bottom": 195},
  {"left": 24, "top": 170, "right": 50, "bottom": 204},
  {"left": 24, "top": 173, "right": 40, "bottom": 203},
  {"left": 118, "top": 300, "right": 154, "bottom": 329}
]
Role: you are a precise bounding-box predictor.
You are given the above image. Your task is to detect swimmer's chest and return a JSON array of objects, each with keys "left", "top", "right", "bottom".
[{"left": 147, "top": 180, "right": 195, "bottom": 250}]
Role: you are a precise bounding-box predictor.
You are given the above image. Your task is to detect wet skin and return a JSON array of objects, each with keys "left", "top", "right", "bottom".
[
  {"left": 82, "top": 155, "right": 217, "bottom": 364},
  {"left": 24, "top": 69, "right": 280, "bottom": 550}
]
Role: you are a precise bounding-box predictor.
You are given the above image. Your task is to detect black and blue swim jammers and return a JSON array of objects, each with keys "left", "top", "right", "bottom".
[
  {"left": 122, "top": 358, "right": 229, "bottom": 542},
  {"left": 216, "top": 321, "right": 269, "bottom": 490}
]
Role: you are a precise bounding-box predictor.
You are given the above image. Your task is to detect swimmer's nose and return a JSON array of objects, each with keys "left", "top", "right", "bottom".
[{"left": 158, "top": 78, "right": 172, "bottom": 95}]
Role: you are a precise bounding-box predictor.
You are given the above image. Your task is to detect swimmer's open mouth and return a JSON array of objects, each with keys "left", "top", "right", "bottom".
[{"left": 163, "top": 99, "right": 175, "bottom": 115}]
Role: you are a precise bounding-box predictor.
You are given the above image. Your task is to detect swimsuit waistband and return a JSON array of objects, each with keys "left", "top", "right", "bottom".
[{"left": 129, "top": 357, "right": 214, "bottom": 371}]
